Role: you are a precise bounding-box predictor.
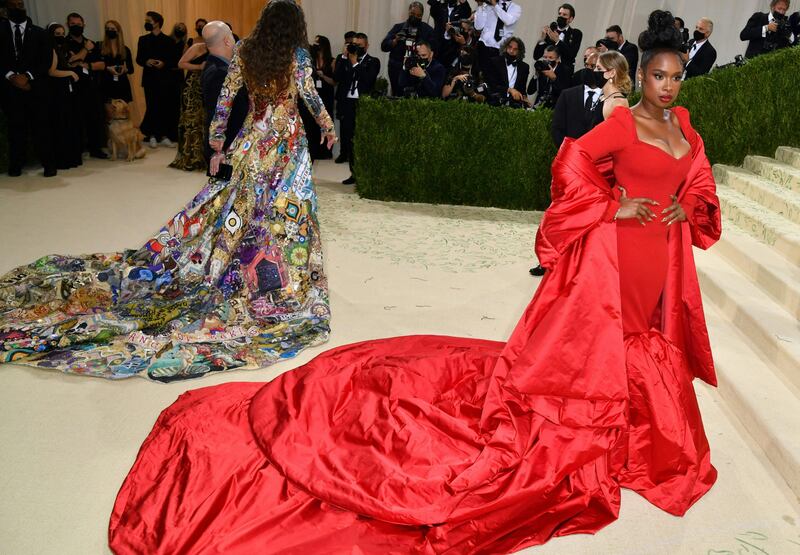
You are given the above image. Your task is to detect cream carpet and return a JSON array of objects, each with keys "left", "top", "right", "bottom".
[{"left": 0, "top": 150, "right": 798, "bottom": 554}]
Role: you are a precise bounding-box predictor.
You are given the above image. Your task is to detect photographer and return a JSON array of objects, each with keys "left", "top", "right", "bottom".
[
  {"left": 604, "top": 25, "right": 638, "bottom": 85},
  {"left": 398, "top": 40, "right": 446, "bottom": 98},
  {"left": 683, "top": 18, "right": 717, "bottom": 79},
  {"left": 442, "top": 49, "right": 487, "bottom": 102},
  {"left": 381, "top": 2, "right": 437, "bottom": 97},
  {"left": 486, "top": 37, "right": 529, "bottom": 108},
  {"left": 334, "top": 32, "right": 380, "bottom": 184},
  {"left": 791, "top": 10, "right": 800, "bottom": 42},
  {"left": 474, "top": 0, "right": 522, "bottom": 73},
  {"left": 740, "top": 0, "right": 795, "bottom": 58},
  {"left": 533, "top": 3, "right": 582, "bottom": 70},
  {"left": 571, "top": 45, "right": 598, "bottom": 87},
  {"left": 428, "top": 0, "right": 472, "bottom": 65},
  {"left": 527, "top": 45, "right": 570, "bottom": 109}
]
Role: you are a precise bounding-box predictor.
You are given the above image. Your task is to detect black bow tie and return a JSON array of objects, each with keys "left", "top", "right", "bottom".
[{"left": 506, "top": 59, "right": 517, "bottom": 67}]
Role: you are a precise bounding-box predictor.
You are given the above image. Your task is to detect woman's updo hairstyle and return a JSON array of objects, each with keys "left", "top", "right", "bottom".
[{"left": 637, "top": 10, "right": 684, "bottom": 70}]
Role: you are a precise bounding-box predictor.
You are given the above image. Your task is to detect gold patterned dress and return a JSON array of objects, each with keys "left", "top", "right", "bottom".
[
  {"left": 0, "top": 47, "right": 335, "bottom": 382},
  {"left": 169, "top": 53, "right": 209, "bottom": 172}
]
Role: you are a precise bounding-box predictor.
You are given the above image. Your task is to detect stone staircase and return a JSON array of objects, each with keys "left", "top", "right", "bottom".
[{"left": 694, "top": 146, "right": 800, "bottom": 501}]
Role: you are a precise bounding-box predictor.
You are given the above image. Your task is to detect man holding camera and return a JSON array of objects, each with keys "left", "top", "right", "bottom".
[
  {"left": 398, "top": 40, "right": 446, "bottom": 98},
  {"left": 740, "top": 0, "right": 795, "bottom": 58},
  {"left": 533, "top": 3, "right": 582, "bottom": 70},
  {"left": 428, "top": 0, "right": 472, "bottom": 66},
  {"left": 485, "top": 37, "right": 529, "bottom": 108},
  {"left": 474, "top": 0, "right": 522, "bottom": 74},
  {"left": 335, "top": 33, "right": 380, "bottom": 185},
  {"left": 381, "top": 2, "right": 438, "bottom": 97},
  {"left": 683, "top": 18, "right": 717, "bottom": 79},
  {"left": 442, "top": 49, "right": 487, "bottom": 102},
  {"left": 527, "top": 45, "right": 570, "bottom": 110}
]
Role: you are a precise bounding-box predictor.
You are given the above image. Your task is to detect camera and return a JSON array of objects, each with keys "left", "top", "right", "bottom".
[
  {"left": 715, "top": 54, "right": 747, "bottom": 70},
  {"left": 446, "top": 19, "right": 471, "bottom": 38},
  {"left": 404, "top": 53, "right": 422, "bottom": 71},
  {"left": 765, "top": 14, "right": 794, "bottom": 51},
  {"left": 534, "top": 58, "right": 554, "bottom": 73},
  {"left": 596, "top": 38, "right": 619, "bottom": 52}
]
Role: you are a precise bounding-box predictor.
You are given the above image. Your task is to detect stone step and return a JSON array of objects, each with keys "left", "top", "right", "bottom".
[
  {"left": 703, "top": 301, "right": 800, "bottom": 501},
  {"left": 713, "top": 224, "right": 800, "bottom": 321},
  {"left": 775, "top": 146, "right": 800, "bottom": 171},
  {"left": 717, "top": 185, "right": 800, "bottom": 266},
  {"left": 714, "top": 165, "right": 800, "bottom": 226},
  {"left": 743, "top": 155, "right": 800, "bottom": 194},
  {"left": 695, "top": 247, "right": 800, "bottom": 392}
]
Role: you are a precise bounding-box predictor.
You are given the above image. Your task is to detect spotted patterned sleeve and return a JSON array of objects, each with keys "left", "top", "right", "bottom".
[
  {"left": 209, "top": 46, "right": 245, "bottom": 143},
  {"left": 295, "top": 48, "right": 335, "bottom": 136}
]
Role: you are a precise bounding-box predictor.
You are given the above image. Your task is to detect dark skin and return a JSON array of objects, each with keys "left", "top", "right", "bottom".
[{"left": 616, "top": 51, "right": 690, "bottom": 226}]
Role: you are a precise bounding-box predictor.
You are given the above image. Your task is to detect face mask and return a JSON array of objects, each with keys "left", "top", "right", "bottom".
[
  {"left": 8, "top": 7, "right": 27, "bottom": 23},
  {"left": 693, "top": 30, "right": 705, "bottom": 42},
  {"left": 106, "top": 30, "right": 118, "bottom": 39},
  {"left": 556, "top": 16, "right": 568, "bottom": 28},
  {"left": 54, "top": 35, "right": 66, "bottom": 45},
  {"left": 69, "top": 25, "right": 84, "bottom": 37},
  {"left": 418, "top": 58, "right": 430, "bottom": 70},
  {"left": 407, "top": 15, "right": 421, "bottom": 27},
  {"left": 504, "top": 53, "right": 517, "bottom": 65},
  {"left": 174, "top": 29, "right": 186, "bottom": 39},
  {"left": 592, "top": 70, "right": 608, "bottom": 89},
  {"left": 347, "top": 43, "right": 365, "bottom": 56},
  {"left": 196, "top": 27, "right": 204, "bottom": 36},
  {"left": 145, "top": 22, "right": 154, "bottom": 32}
]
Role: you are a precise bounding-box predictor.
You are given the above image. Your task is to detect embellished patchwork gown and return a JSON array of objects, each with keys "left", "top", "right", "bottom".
[{"left": 0, "top": 48, "right": 335, "bottom": 381}]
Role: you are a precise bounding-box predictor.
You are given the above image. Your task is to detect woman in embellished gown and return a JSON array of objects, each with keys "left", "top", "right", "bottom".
[
  {"left": 108, "top": 10, "right": 721, "bottom": 553},
  {"left": 170, "top": 39, "right": 209, "bottom": 171},
  {"left": 0, "top": 1, "right": 336, "bottom": 382}
]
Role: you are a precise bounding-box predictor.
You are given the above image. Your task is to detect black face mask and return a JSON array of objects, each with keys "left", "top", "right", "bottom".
[
  {"left": 145, "top": 22, "right": 154, "bottom": 32},
  {"left": 347, "top": 43, "right": 366, "bottom": 57},
  {"left": 693, "top": 30, "right": 705, "bottom": 42},
  {"left": 174, "top": 29, "right": 186, "bottom": 39},
  {"left": 407, "top": 15, "right": 421, "bottom": 27},
  {"left": 106, "top": 30, "right": 118, "bottom": 39},
  {"left": 8, "top": 7, "right": 27, "bottom": 24},
  {"left": 54, "top": 35, "right": 66, "bottom": 45},
  {"left": 418, "top": 58, "right": 430, "bottom": 70},
  {"left": 69, "top": 25, "right": 84, "bottom": 37},
  {"left": 556, "top": 16, "right": 568, "bottom": 28},
  {"left": 504, "top": 53, "right": 517, "bottom": 65},
  {"left": 592, "top": 70, "right": 608, "bottom": 89}
]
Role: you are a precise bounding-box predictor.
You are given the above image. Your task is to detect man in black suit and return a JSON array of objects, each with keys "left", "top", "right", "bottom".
[
  {"left": 604, "top": 25, "right": 638, "bottom": 86},
  {"left": 571, "top": 45, "right": 598, "bottom": 87},
  {"left": 530, "top": 76, "right": 604, "bottom": 276},
  {"left": 791, "top": 10, "right": 800, "bottom": 42},
  {"left": 200, "top": 21, "right": 248, "bottom": 162},
  {"left": 533, "top": 3, "right": 582, "bottom": 70},
  {"left": 137, "top": 11, "right": 179, "bottom": 148},
  {"left": 334, "top": 32, "right": 380, "bottom": 185},
  {"left": 485, "top": 37, "right": 529, "bottom": 107},
  {"left": 381, "top": 2, "right": 438, "bottom": 97},
  {"left": 740, "top": 0, "right": 795, "bottom": 58},
  {"left": 428, "top": 0, "right": 472, "bottom": 66},
  {"left": 398, "top": 40, "right": 446, "bottom": 98},
  {"left": 683, "top": 17, "right": 717, "bottom": 79},
  {"left": 0, "top": 0, "right": 56, "bottom": 177},
  {"left": 527, "top": 45, "right": 570, "bottom": 109}
]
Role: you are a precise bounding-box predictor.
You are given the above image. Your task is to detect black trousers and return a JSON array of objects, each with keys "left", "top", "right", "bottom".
[
  {"left": 387, "top": 62, "right": 402, "bottom": 97},
  {"left": 477, "top": 43, "right": 500, "bottom": 76},
  {"left": 338, "top": 97, "right": 358, "bottom": 173},
  {"left": 74, "top": 77, "right": 106, "bottom": 151},
  {"left": 1, "top": 85, "right": 55, "bottom": 172},
  {"left": 141, "top": 82, "right": 179, "bottom": 141},
  {"left": 49, "top": 77, "right": 84, "bottom": 169}
]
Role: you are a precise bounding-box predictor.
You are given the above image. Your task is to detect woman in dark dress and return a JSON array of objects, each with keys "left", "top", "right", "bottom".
[
  {"left": 98, "top": 20, "right": 134, "bottom": 104},
  {"left": 301, "top": 35, "right": 336, "bottom": 160},
  {"left": 46, "top": 23, "right": 83, "bottom": 169},
  {"left": 169, "top": 32, "right": 209, "bottom": 171}
]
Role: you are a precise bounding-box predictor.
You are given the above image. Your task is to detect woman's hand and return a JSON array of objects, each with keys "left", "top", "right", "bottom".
[
  {"left": 661, "top": 195, "right": 687, "bottom": 226},
  {"left": 322, "top": 132, "right": 337, "bottom": 150},
  {"left": 69, "top": 71, "right": 80, "bottom": 82},
  {"left": 209, "top": 152, "right": 226, "bottom": 176},
  {"left": 209, "top": 139, "right": 224, "bottom": 154},
  {"left": 614, "top": 186, "right": 659, "bottom": 226}
]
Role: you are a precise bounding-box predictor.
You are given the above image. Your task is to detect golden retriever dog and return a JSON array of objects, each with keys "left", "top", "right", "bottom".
[{"left": 107, "top": 99, "right": 146, "bottom": 162}]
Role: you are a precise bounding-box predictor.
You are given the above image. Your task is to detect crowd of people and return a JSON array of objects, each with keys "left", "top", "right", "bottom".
[{"left": 1, "top": 0, "right": 799, "bottom": 181}]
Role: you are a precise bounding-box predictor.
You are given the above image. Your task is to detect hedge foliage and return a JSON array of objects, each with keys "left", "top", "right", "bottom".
[{"left": 355, "top": 47, "right": 800, "bottom": 211}]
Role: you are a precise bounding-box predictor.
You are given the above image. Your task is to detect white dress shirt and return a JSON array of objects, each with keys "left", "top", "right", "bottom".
[
  {"left": 688, "top": 39, "right": 707, "bottom": 62},
  {"left": 474, "top": 1, "right": 522, "bottom": 49},
  {"left": 583, "top": 86, "right": 601, "bottom": 109},
  {"left": 763, "top": 11, "right": 796, "bottom": 43},
  {"left": 506, "top": 61, "right": 518, "bottom": 89},
  {"left": 7, "top": 20, "right": 33, "bottom": 81}
]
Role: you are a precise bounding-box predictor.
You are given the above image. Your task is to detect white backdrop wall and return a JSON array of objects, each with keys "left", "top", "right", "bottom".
[{"left": 303, "top": 0, "right": 767, "bottom": 79}]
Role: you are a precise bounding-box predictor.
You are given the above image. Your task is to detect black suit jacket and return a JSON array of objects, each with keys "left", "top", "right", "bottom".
[
  {"left": 334, "top": 53, "right": 381, "bottom": 106},
  {"left": 739, "top": 12, "right": 793, "bottom": 58},
  {"left": 526, "top": 62, "right": 570, "bottom": 106},
  {"left": 486, "top": 56, "right": 529, "bottom": 97},
  {"left": 0, "top": 18, "right": 52, "bottom": 98},
  {"left": 619, "top": 40, "right": 639, "bottom": 84},
  {"left": 533, "top": 27, "right": 583, "bottom": 69},
  {"left": 790, "top": 11, "right": 800, "bottom": 43},
  {"left": 398, "top": 58, "right": 447, "bottom": 98},
  {"left": 380, "top": 22, "right": 439, "bottom": 69},
  {"left": 550, "top": 84, "right": 603, "bottom": 147},
  {"left": 136, "top": 32, "right": 178, "bottom": 87},
  {"left": 201, "top": 54, "right": 249, "bottom": 158},
  {"left": 428, "top": 0, "right": 472, "bottom": 37},
  {"left": 684, "top": 40, "right": 717, "bottom": 79}
]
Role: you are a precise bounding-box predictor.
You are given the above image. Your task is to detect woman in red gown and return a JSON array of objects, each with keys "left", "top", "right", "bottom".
[{"left": 108, "top": 10, "right": 721, "bottom": 554}]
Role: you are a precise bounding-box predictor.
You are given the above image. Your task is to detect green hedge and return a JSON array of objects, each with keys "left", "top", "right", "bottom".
[{"left": 354, "top": 47, "right": 800, "bottom": 211}]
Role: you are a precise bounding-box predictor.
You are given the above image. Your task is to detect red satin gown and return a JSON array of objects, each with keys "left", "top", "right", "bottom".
[{"left": 108, "top": 107, "right": 720, "bottom": 554}]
